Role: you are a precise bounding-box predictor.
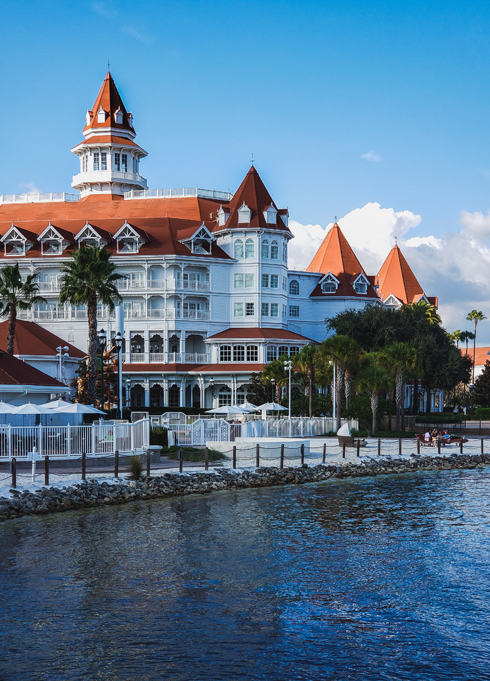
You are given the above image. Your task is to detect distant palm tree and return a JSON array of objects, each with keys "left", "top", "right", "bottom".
[
  {"left": 0, "top": 264, "right": 46, "bottom": 354},
  {"left": 262, "top": 357, "right": 288, "bottom": 402},
  {"left": 320, "top": 335, "right": 363, "bottom": 430},
  {"left": 467, "top": 310, "right": 487, "bottom": 384},
  {"left": 59, "top": 246, "right": 123, "bottom": 405},
  {"left": 378, "top": 342, "right": 420, "bottom": 431},
  {"left": 460, "top": 330, "right": 475, "bottom": 360},
  {"left": 449, "top": 330, "right": 462, "bottom": 349},
  {"left": 293, "top": 345, "right": 318, "bottom": 417},
  {"left": 355, "top": 356, "right": 393, "bottom": 434}
]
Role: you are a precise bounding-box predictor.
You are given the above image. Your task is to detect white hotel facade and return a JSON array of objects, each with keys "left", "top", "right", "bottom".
[{"left": 0, "top": 73, "right": 431, "bottom": 409}]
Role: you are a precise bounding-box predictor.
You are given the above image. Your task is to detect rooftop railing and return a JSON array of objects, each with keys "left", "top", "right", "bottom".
[
  {"left": 124, "top": 188, "right": 233, "bottom": 201},
  {"left": 0, "top": 192, "right": 79, "bottom": 204}
]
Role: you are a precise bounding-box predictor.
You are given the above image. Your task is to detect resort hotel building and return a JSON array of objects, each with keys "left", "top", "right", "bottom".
[{"left": 0, "top": 73, "right": 437, "bottom": 409}]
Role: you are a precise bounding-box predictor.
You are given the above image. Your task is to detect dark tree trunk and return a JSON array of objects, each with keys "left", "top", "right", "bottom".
[
  {"left": 371, "top": 392, "right": 378, "bottom": 435},
  {"left": 7, "top": 306, "right": 16, "bottom": 355},
  {"left": 309, "top": 375, "right": 313, "bottom": 417},
  {"left": 336, "top": 363, "right": 344, "bottom": 432},
  {"left": 87, "top": 291, "right": 98, "bottom": 405}
]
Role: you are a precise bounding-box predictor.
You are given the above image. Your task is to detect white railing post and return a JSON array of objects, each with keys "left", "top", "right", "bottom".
[
  {"left": 38, "top": 424, "right": 42, "bottom": 459},
  {"left": 67, "top": 423, "right": 71, "bottom": 457},
  {"left": 8, "top": 424, "right": 11, "bottom": 458},
  {"left": 92, "top": 424, "right": 96, "bottom": 455},
  {"left": 131, "top": 422, "right": 134, "bottom": 452}
]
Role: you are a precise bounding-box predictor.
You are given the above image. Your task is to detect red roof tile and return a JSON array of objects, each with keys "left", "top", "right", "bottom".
[
  {"left": 0, "top": 349, "right": 65, "bottom": 386},
  {"left": 212, "top": 166, "right": 290, "bottom": 234},
  {"left": 83, "top": 72, "right": 135, "bottom": 135},
  {"left": 461, "top": 347, "right": 490, "bottom": 366},
  {"left": 207, "top": 327, "right": 312, "bottom": 341},
  {"left": 376, "top": 244, "right": 425, "bottom": 304},
  {"left": 72, "top": 135, "right": 140, "bottom": 149},
  {"left": 0, "top": 320, "right": 85, "bottom": 358}
]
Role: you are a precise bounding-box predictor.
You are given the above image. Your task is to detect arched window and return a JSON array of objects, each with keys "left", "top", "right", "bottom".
[
  {"left": 218, "top": 386, "right": 232, "bottom": 406},
  {"left": 233, "top": 345, "right": 245, "bottom": 362},
  {"left": 247, "top": 345, "right": 258, "bottom": 362},
  {"left": 261, "top": 240, "right": 269, "bottom": 259},
  {"left": 150, "top": 384, "right": 164, "bottom": 407},
  {"left": 289, "top": 280, "right": 299, "bottom": 296},
  {"left": 169, "top": 385, "right": 180, "bottom": 407},
  {"left": 245, "top": 238, "right": 255, "bottom": 258},
  {"left": 220, "top": 345, "right": 232, "bottom": 362},
  {"left": 283, "top": 243, "right": 287, "bottom": 262},
  {"left": 271, "top": 241, "right": 279, "bottom": 259},
  {"left": 234, "top": 239, "right": 244, "bottom": 259}
]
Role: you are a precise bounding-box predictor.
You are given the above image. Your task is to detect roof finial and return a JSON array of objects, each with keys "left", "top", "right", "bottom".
[
  {"left": 107, "top": 58, "right": 110, "bottom": 72},
  {"left": 395, "top": 236, "right": 398, "bottom": 244},
  {"left": 251, "top": 152, "right": 254, "bottom": 166},
  {"left": 334, "top": 216, "right": 337, "bottom": 222}
]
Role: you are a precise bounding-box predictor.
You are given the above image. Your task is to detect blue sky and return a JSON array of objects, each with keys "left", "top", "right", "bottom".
[{"left": 2, "top": 0, "right": 490, "bottom": 339}]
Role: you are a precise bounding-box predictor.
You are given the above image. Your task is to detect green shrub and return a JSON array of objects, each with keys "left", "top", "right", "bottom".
[
  {"left": 416, "top": 413, "right": 464, "bottom": 424},
  {"left": 150, "top": 426, "right": 168, "bottom": 447},
  {"left": 475, "top": 407, "right": 490, "bottom": 420},
  {"left": 160, "top": 446, "right": 225, "bottom": 462},
  {"left": 127, "top": 455, "right": 143, "bottom": 480}
]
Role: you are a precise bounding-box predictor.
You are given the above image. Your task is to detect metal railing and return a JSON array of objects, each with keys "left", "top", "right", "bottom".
[
  {"left": 0, "top": 419, "right": 149, "bottom": 459},
  {"left": 124, "top": 187, "right": 233, "bottom": 201},
  {"left": 0, "top": 192, "right": 79, "bottom": 204}
]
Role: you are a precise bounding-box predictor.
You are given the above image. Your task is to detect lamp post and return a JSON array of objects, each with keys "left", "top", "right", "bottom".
[
  {"left": 125, "top": 377, "right": 131, "bottom": 408},
  {"left": 271, "top": 378, "right": 276, "bottom": 403},
  {"left": 284, "top": 360, "right": 292, "bottom": 420},
  {"left": 329, "top": 360, "right": 336, "bottom": 423},
  {"left": 97, "top": 328, "right": 107, "bottom": 412},
  {"left": 208, "top": 377, "right": 215, "bottom": 408},
  {"left": 113, "top": 332, "right": 123, "bottom": 419},
  {"left": 56, "top": 345, "right": 69, "bottom": 384}
]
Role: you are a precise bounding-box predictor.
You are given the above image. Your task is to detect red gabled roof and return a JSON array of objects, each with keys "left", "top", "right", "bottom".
[
  {"left": 212, "top": 166, "right": 290, "bottom": 233},
  {"left": 306, "top": 223, "right": 379, "bottom": 299},
  {"left": 461, "top": 347, "right": 490, "bottom": 366},
  {"left": 376, "top": 244, "right": 426, "bottom": 304},
  {"left": 72, "top": 135, "right": 140, "bottom": 150},
  {"left": 207, "top": 328, "right": 312, "bottom": 341},
  {"left": 83, "top": 72, "right": 134, "bottom": 135},
  {"left": 0, "top": 349, "right": 65, "bottom": 386},
  {"left": 0, "top": 320, "right": 85, "bottom": 358}
]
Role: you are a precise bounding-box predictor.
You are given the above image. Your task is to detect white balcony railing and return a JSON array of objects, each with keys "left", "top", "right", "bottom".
[
  {"left": 167, "top": 353, "right": 181, "bottom": 363},
  {"left": 148, "top": 309, "right": 165, "bottom": 318},
  {"left": 124, "top": 187, "right": 233, "bottom": 201},
  {"left": 130, "top": 353, "right": 146, "bottom": 363},
  {"left": 38, "top": 281, "right": 61, "bottom": 292},
  {"left": 0, "top": 192, "right": 79, "bottom": 204},
  {"left": 72, "top": 171, "right": 147, "bottom": 188},
  {"left": 116, "top": 280, "right": 146, "bottom": 291},
  {"left": 150, "top": 353, "right": 164, "bottom": 363},
  {"left": 148, "top": 280, "right": 165, "bottom": 290},
  {"left": 21, "top": 307, "right": 209, "bottom": 322},
  {"left": 166, "top": 279, "right": 210, "bottom": 292},
  {"left": 184, "top": 353, "right": 210, "bottom": 364}
]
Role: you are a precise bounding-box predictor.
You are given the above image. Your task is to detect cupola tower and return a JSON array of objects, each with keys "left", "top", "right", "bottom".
[{"left": 71, "top": 72, "right": 148, "bottom": 199}]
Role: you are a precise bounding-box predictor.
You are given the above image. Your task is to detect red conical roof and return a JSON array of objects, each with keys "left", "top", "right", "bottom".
[
  {"left": 307, "top": 223, "right": 363, "bottom": 276},
  {"left": 213, "top": 166, "right": 289, "bottom": 233},
  {"left": 376, "top": 244, "right": 425, "bottom": 304},
  {"left": 83, "top": 72, "right": 134, "bottom": 135}
]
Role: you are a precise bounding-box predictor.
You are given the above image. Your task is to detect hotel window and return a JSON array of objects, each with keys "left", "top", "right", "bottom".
[
  {"left": 245, "top": 273, "right": 254, "bottom": 288},
  {"left": 115, "top": 153, "right": 121, "bottom": 171},
  {"left": 122, "top": 154, "right": 128, "bottom": 172},
  {"left": 219, "top": 386, "right": 232, "bottom": 406},
  {"left": 82, "top": 156, "right": 88, "bottom": 172},
  {"left": 262, "top": 303, "right": 269, "bottom": 316},
  {"left": 290, "top": 346, "right": 299, "bottom": 356},
  {"left": 289, "top": 305, "right": 300, "bottom": 317},
  {"left": 289, "top": 280, "right": 299, "bottom": 295},
  {"left": 133, "top": 158, "right": 138, "bottom": 174},
  {"left": 283, "top": 243, "right": 287, "bottom": 262},
  {"left": 101, "top": 152, "right": 107, "bottom": 171},
  {"left": 220, "top": 345, "right": 232, "bottom": 362},
  {"left": 271, "top": 303, "right": 278, "bottom": 317},
  {"left": 245, "top": 302, "right": 254, "bottom": 316},
  {"left": 283, "top": 304, "right": 286, "bottom": 318},
  {"left": 283, "top": 277, "right": 287, "bottom": 290},
  {"left": 267, "top": 346, "right": 277, "bottom": 361},
  {"left": 233, "top": 345, "right": 245, "bottom": 362},
  {"left": 93, "top": 153, "right": 100, "bottom": 171},
  {"left": 234, "top": 302, "right": 244, "bottom": 316},
  {"left": 247, "top": 345, "right": 258, "bottom": 362},
  {"left": 270, "top": 275, "right": 278, "bottom": 289},
  {"left": 271, "top": 241, "right": 279, "bottom": 259},
  {"left": 279, "top": 346, "right": 289, "bottom": 357},
  {"left": 262, "top": 274, "right": 269, "bottom": 287},
  {"left": 354, "top": 281, "right": 367, "bottom": 294},
  {"left": 234, "top": 273, "right": 244, "bottom": 288},
  {"left": 245, "top": 238, "right": 255, "bottom": 258},
  {"left": 261, "top": 240, "right": 269, "bottom": 259},
  {"left": 234, "top": 239, "right": 244, "bottom": 259}
]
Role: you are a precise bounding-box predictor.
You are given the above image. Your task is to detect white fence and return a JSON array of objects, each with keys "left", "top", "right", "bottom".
[
  {"left": 0, "top": 419, "right": 149, "bottom": 460},
  {"left": 167, "top": 417, "right": 358, "bottom": 446}
]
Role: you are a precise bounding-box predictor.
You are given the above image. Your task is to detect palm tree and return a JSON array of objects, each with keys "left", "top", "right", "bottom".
[
  {"left": 344, "top": 344, "right": 365, "bottom": 410},
  {"left": 293, "top": 345, "right": 318, "bottom": 417},
  {"left": 467, "top": 310, "right": 487, "bottom": 384},
  {"left": 320, "top": 335, "right": 363, "bottom": 431},
  {"left": 460, "top": 330, "right": 475, "bottom": 360},
  {"left": 0, "top": 264, "right": 46, "bottom": 354},
  {"left": 59, "top": 246, "right": 124, "bottom": 405},
  {"left": 449, "top": 330, "right": 462, "bottom": 349},
  {"left": 262, "top": 357, "right": 288, "bottom": 402},
  {"left": 355, "top": 357, "right": 393, "bottom": 434},
  {"left": 403, "top": 299, "right": 441, "bottom": 325},
  {"left": 378, "top": 342, "right": 420, "bottom": 431}
]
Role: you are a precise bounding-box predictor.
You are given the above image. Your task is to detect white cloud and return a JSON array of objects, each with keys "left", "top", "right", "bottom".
[
  {"left": 360, "top": 150, "right": 381, "bottom": 163},
  {"left": 121, "top": 25, "right": 154, "bottom": 43},
  {"left": 20, "top": 182, "right": 41, "bottom": 195},
  {"left": 289, "top": 203, "right": 490, "bottom": 343}
]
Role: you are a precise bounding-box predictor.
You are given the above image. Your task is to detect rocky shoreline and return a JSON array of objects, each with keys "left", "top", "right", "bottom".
[{"left": 1, "top": 451, "right": 488, "bottom": 522}]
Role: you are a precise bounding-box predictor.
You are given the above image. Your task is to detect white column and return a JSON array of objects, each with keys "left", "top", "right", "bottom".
[{"left": 180, "top": 380, "right": 185, "bottom": 408}]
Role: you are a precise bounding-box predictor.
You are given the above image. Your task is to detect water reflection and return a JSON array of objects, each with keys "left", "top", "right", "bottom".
[{"left": 0, "top": 470, "right": 490, "bottom": 680}]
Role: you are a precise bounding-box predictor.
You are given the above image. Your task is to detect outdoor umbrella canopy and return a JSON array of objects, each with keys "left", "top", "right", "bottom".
[
  {"left": 255, "top": 402, "right": 288, "bottom": 411},
  {"left": 0, "top": 403, "right": 14, "bottom": 413},
  {"left": 206, "top": 405, "right": 253, "bottom": 415},
  {"left": 42, "top": 399, "right": 70, "bottom": 409},
  {"left": 10, "top": 403, "right": 54, "bottom": 415},
  {"left": 239, "top": 401, "right": 259, "bottom": 411},
  {"left": 56, "top": 404, "right": 105, "bottom": 415}
]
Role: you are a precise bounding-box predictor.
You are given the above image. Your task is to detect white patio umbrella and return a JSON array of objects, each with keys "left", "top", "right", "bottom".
[
  {"left": 42, "top": 399, "right": 70, "bottom": 409},
  {"left": 206, "top": 405, "right": 254, "bottom": 415},
  {"left": 11, "top": 403, "right": 54, "bottom": 415},
  {"left": 56, "top": 403, "right": 106, "bottom": 415},
  {"left": 255, "top": 402, "right": 288, "bottom": 412},
  {"left": 0, "top": 402, "right": 14, "bottom": 413},
  {"left": 239, "top": 401, "right": 259, "bottom": 411}
]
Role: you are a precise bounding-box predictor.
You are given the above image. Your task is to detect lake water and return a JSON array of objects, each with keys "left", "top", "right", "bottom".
[{"left": 1, "top": 469, "right": 490, "bottom": 680}]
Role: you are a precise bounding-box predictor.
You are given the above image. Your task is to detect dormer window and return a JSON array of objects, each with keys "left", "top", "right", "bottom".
[
  {"left": 97, "top": 107, "right": 106, "bottom": 123},
  {"left": 128, "top": 112, "right": 134, "bottom": 128},
  {"left": 75, "top": 222, "right": 107, "bottom": 248},
  {"left": 217, "top": 205, "right": 230, "bottom": 227},
  {"left": 234, "top": 239, "right": 244, "bottom": 259},
  {"left": 279, "top": 209, "right": 289, "bottom": 227},
  {"left": 238, "top": 203, "right": 252, "bottom": 224},
  {"left": 352, "top": 273, "right": 369, "bottom": 295},
  {"left": 178, "top": 224, "right": 213, "bottom": 255},
  {"left": 114, "top": 222, "right": 148, "bottom": 254},
  {"left": 85, "top": 110, "right": 92, "bottom": 126},
  {"left": 114, "top": 107, "right": 124, "bottom": 124},
  {"left": 38, "top": 224, "right": 70, "bottom": 256},
  {"left": 1, "top": 225, "right": 33, "bottom": 257},
  {"left": 320, "top": 273, "right": 339, "bottom": 294},
  {"left": 263, "top": 205, "right": 277, "bottom": 224}
]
